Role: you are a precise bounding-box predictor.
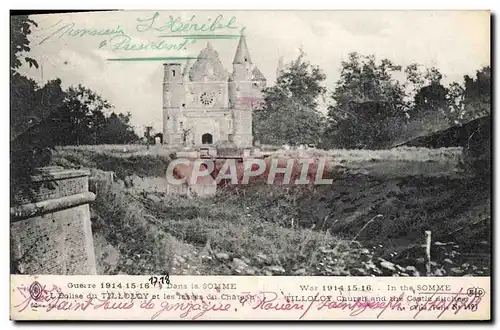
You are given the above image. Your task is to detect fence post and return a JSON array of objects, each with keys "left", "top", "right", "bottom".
[{"left": 425, "top": 230, "right": 432, "bottom": 276}]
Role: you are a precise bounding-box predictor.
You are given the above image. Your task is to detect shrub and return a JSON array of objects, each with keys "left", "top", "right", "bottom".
[{"left": 91, "top": 182, "right": 174, "bottom": 275}]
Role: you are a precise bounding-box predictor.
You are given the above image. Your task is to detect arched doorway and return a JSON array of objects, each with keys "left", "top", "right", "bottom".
[
  {"left": 153, "top": 133, "right": 163, "bottom": 144},
  {"left": 202, "top": 133, "right": 213, "bottom": 145}
]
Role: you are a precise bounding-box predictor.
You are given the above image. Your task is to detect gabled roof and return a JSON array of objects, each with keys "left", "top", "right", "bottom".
[
  {"left": 189, "top": 42, "right": 228, "bottom": 81},
  {"left": 252, "top": 66, "right": 266, "bottom": 81}
]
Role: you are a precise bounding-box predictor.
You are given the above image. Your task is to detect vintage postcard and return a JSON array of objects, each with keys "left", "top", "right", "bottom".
[{"left": 10, "top": 10, "right": 491, "bottom": 321}]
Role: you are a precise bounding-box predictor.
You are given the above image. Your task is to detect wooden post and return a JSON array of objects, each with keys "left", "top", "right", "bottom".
[
  {"left": 425, "top": 230, "right": 432, "bottom": 276},
  {"left": 145, "top": 126, "right": 153, "bottom": 150}
]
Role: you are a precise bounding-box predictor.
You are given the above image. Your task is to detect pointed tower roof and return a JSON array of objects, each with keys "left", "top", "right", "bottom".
[
  {"left": 276, "top": 56, "right": 285, "bottom": 80},
  {"left": 277, "top": 56, "right": 285, "bottom": 72},
  {"left": 232, "top": 28, "right": 252, "bottom": 64},
  {"left": 252, "top": 66, "right": 266, "bottom": 81}
]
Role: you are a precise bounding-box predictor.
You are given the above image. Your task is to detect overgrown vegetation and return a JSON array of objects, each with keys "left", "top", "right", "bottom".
[
  {"left": 11, "top": 14, "right": 491, "bottom": 278},
  {"left": 10, "top": 15, "right": 139, "bottom": 191},
  {"left": 91, "top": 183, "right": 174, "bottom": 275},
  {"left": 88, "top": 174, "right": 490, "bottom": 277},
  {"left": 253, "top": 49, "right": 327, "bottom": 146},
  {"left": 62, "top": 145, "right": 488, "bottom": 277},
  {"left": 254, "top": 50, "right": 490, "bottom": 150},
  {"left": 51, "top": 148, "right": 172, "bottom": 180}
]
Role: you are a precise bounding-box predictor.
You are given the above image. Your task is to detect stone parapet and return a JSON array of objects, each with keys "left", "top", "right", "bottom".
[{"left": 10, "top": 167, "right": 97, "bottom": 275}]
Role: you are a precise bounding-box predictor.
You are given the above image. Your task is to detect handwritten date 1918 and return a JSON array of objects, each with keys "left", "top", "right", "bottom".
[{"left": 149, "top": 275, "right": 170, "bottom": 287}]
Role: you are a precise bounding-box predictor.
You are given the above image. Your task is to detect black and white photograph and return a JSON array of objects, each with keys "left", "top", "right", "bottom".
[{"left": 10, "top": 10, "right": 491, "bottom": 282}]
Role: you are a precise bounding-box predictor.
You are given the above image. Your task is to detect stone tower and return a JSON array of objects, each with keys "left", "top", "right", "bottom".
[
  {"left": 162, "top": 29, "right": 266, "bottom": 148},
  {"left": 229, "top": 28, "right": 255, "bottom": 148},
  {"left": 163, "top": 63, "right": 184, "bottom": 146}
]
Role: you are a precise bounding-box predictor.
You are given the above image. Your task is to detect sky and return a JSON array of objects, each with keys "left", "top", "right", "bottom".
[{"left": 19, "top": 10, "right": 490, "bottom": 134}]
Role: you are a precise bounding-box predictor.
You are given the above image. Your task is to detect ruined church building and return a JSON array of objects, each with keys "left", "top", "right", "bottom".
[{"left": 162, "top": 30, "right": 267, "bottom": 148}]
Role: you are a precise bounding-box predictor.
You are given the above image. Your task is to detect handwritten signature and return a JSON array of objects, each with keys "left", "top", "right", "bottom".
[
  {"left": 14, "top": 284, "right": 483, "bottom": 320},
  {"left": 135, "top": 12, "right": 238, "bottom": 33}
]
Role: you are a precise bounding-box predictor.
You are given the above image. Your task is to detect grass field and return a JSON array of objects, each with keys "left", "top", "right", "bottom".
[
  {"left": 52, "top": 145, "right": 490, "bottom": 277},
  {"left": 58, "top": 144, "right": 462, "bottom": 162}
]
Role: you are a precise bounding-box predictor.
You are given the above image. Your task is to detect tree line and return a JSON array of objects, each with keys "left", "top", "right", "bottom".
[
  {"left": 11, "top": 15, "right": 139, "bottom": 179},
  {"left": 11, "top": 75, "right": 139, "bottom": 146},
  {"left": 253, "top": 50, "right": 491, "bottom": 149}
]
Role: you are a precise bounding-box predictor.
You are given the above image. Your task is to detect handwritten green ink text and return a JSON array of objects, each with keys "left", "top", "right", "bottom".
[
  {"left": 39, "top": 21, "right": 124, "bottom": 45},
  {"left": 100, "top": 35, "right": 195, "bottom": 52},
  {"left": 136, "top": 12, "right": 238, "bottom": 33}
]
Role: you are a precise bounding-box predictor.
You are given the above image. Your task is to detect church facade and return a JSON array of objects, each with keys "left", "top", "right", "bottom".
[{"left": 162, "top": 31, "right": 267, "bottom": 148}]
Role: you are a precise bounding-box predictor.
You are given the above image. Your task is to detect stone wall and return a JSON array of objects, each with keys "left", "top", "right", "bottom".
[{"left": 10, "top": 167, "right": 97, "bottom": 275}]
